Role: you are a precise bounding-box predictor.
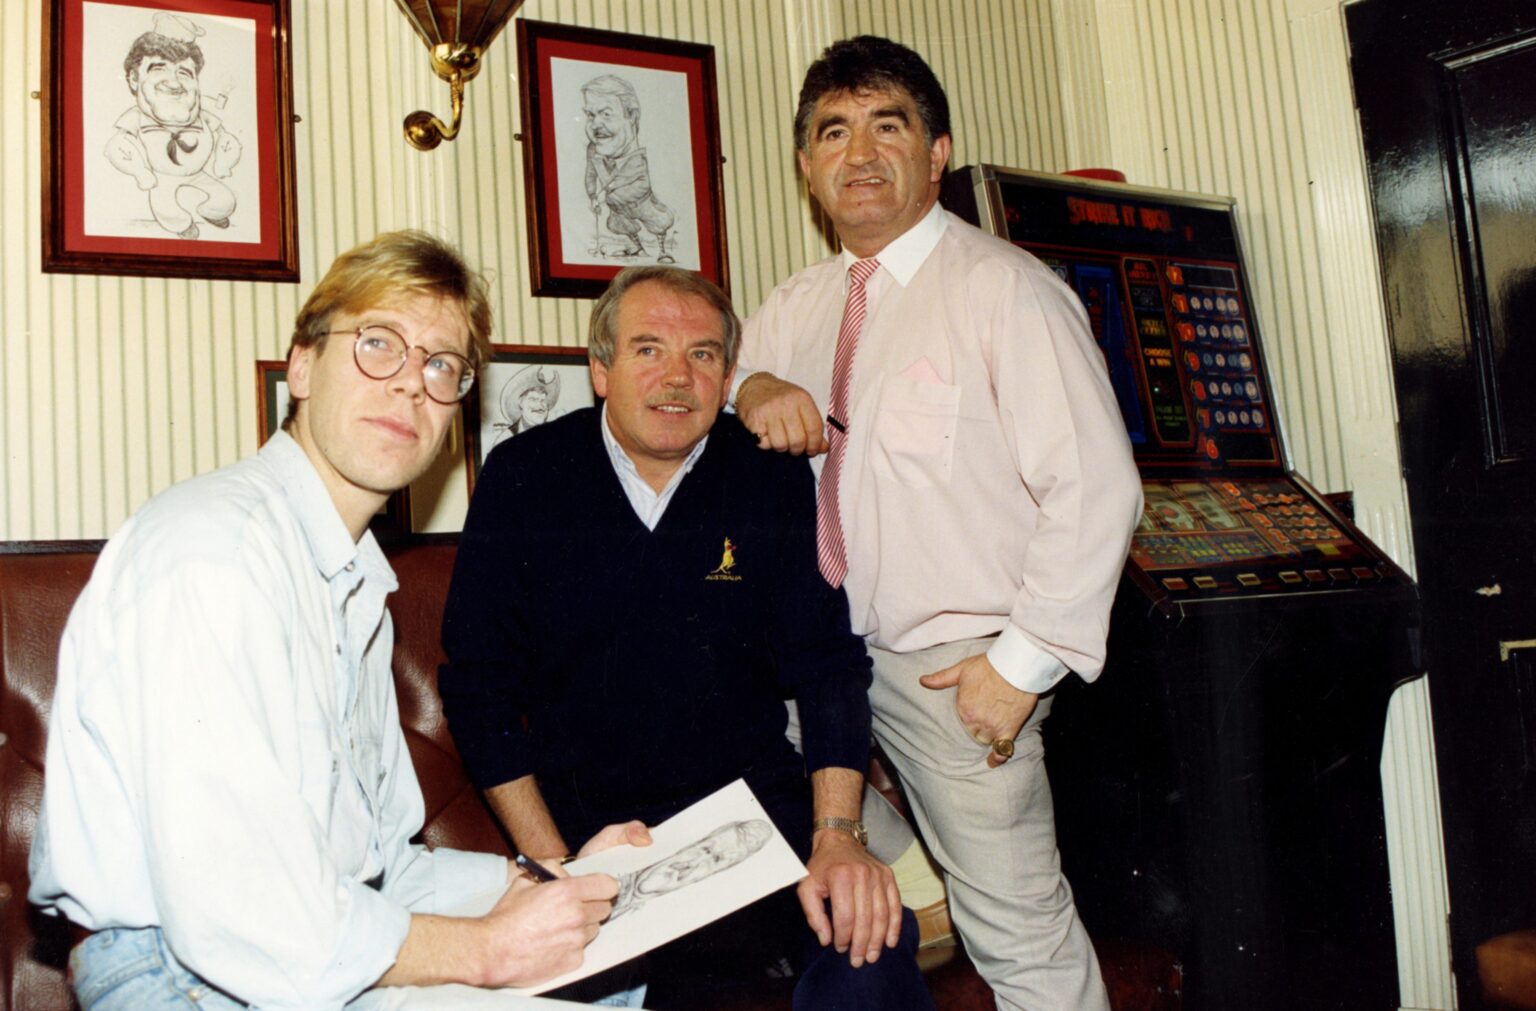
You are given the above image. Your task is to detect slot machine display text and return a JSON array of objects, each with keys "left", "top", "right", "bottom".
[{"left": 998, "top": 179, "right": 1282, "bottom": 474}]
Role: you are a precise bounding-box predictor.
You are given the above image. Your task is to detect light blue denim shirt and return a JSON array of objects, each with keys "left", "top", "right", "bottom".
[{"left": 29, "top": 432, "right": 507, "bottom": 1010}]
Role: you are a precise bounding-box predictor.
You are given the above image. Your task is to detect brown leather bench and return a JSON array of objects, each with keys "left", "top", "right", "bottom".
[
  {"left": 0, "top": 537, "right": 1177, "bottom": 1010},
  {"left": 0, "top": 538, "right": 1000, "bottom": 1010},
  {"left": 1481, "top": 930, "right": 1536, "bottom": 1011}
]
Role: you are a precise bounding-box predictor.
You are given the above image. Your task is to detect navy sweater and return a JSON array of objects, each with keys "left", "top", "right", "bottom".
[{"left": 440, "top": 409, "right": 872, "bottom": 842}]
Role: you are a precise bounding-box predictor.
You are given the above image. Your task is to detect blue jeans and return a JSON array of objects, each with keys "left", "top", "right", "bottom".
[
  {"left": 73, "top": 926, "right": 645, "bottom": 1009},
  {"left": 590, "top": 984, "right": 645, "bottom": 1007},
  {"left": 71, "top": 928, "right": 247, "bottom": 1010}
]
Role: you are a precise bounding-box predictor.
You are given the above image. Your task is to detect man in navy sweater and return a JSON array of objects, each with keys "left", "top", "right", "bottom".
[{"left": 440, "top": 266, "right": 932, "bottom": 1008}]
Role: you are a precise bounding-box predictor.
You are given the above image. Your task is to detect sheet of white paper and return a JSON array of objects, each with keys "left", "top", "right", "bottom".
[{"left": 445, "top": 779, "right": 807, "bottom": 997}]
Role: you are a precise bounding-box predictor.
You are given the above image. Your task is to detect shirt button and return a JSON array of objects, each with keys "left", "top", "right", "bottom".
[{"left": 346, "top": 562, "right": 355, "bottom": 572}]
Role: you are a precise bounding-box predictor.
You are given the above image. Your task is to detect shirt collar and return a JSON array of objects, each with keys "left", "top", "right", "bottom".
[
  {"left": 600, "top": 402, "right": 709, "bottom": 492},
  {"left": 258, "top": 431, "right": 396, "bottom": 590},
  {"left": 838, "top": 201, "right": 948, "bottom": 287}
]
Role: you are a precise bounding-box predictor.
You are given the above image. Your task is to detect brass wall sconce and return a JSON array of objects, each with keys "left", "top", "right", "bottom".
[{"left": 394, "top": 1, "right": 524, "bottom": 151}]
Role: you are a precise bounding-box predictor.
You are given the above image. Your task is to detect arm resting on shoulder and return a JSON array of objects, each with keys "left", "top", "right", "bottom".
[{"left": 735, "top": 372, "right": 830, "bottom": 457}]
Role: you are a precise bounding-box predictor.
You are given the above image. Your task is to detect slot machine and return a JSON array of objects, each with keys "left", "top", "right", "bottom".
[{"left": 942, "top": 165, "right": 1419, "bottom": 1010}]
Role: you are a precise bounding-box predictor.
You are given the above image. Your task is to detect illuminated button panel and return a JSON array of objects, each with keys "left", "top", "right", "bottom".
[
  {"left": 1164, "top": 260, "right": 1269, "bottom": 462},
  {"left": 1131, "top": 477, "right": 1387, "bottom": 599}
]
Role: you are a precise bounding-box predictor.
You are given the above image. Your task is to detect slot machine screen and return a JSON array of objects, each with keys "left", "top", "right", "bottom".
[{"left": 942, "top": 166, "right": 1403, "bottom": 610}]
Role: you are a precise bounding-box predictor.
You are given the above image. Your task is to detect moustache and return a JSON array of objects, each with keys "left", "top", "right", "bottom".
[{"left": 647, "top": 394, "right": 702, "bottom": 412}]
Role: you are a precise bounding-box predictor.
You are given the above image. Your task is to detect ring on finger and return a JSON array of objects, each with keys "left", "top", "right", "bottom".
[{"left": 990, "top": 737, "right": 1015, "bottom": 761}]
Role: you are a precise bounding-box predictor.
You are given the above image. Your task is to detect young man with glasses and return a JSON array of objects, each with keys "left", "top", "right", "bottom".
[{"left": 29, "top": 231, "right": 646, "bottom": 1010}]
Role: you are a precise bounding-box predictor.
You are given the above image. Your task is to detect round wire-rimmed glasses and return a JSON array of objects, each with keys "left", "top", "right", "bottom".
[{"left": 326, "top": 325, "right": 476, "bottom": 404}]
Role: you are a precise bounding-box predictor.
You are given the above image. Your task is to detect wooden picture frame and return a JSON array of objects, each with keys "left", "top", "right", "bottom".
[
  {"left": 43, "top": 0, "right": 299, "bottom": 281},
  {"left": 255, "top": 359, "right": 411, "bottom": 534},
  {"left": 464, "top": 345, "right": 595, "bottom": 492},
  {"left": 517, "top": 19, "right": 728, "bottom": 298}
]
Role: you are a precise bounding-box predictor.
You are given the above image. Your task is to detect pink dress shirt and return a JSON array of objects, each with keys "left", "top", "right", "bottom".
[{"left": 740, "top": 205, "right": 1142, "bottom": 692}]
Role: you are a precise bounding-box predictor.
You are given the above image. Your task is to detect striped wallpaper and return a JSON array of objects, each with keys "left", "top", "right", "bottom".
[{"left": 0, "top": 0, "right": 1074, "bottom": 537}]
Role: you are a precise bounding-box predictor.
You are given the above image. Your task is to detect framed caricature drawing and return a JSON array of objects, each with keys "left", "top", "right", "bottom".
[
  {"left": 517, "top": 20, "right": 728, "bottom": 298},
  {"left": 464, "top": 345, "right": 595, "bottom": 492},
  {"left": 43, "top": 0, "right": 299, "bottom": 281}
]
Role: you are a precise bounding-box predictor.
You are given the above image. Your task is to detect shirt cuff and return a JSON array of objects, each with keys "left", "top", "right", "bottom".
[
  {"left": 725, "top": 367, "right": 761, "bottom": 413},
  {"left": 327, "top": 877, "right": 413, "bottom": 1004},
  {"left": 420, "top": 849, "right": 510, "bottom": 916},
  {"left": 987, "top": 625, "right": 1070, "bottom": 694}
]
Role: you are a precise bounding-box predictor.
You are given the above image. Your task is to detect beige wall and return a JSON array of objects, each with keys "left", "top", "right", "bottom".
[{"left": 0, "top": 0, "right": 1070, "bottom": 540}]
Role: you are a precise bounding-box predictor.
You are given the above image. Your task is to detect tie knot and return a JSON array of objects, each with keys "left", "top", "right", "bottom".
[{"left": 848, "top": 257, "right": 880, "bottom": 288}]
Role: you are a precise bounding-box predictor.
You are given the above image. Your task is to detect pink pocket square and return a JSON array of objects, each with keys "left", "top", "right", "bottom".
[{"left": 898, "top": 356, "right": 946, "bottom": 385}]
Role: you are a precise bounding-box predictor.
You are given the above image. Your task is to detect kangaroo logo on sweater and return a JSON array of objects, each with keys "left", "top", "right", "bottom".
[{"left": 706, "top": 536, "right": 741, "bottom": 581}]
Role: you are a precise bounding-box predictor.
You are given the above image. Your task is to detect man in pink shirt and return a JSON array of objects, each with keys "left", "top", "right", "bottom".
[{"left": 735, "top": 36, "right": 1143, "bottom": 1011}]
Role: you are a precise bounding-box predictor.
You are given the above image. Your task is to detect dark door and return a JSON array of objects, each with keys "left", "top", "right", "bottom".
[{"left": 1347, "top": 2, "right": 1536, "bottom": 1001}]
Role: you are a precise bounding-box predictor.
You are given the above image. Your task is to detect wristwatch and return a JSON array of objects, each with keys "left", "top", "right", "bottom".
[{"left": 812, "top": 817, "right": 869, "bottom": 847}]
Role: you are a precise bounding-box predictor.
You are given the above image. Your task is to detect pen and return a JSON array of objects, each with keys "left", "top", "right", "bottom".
[{"left": 515, "top": 853, "right": 560, "bottom": 883}]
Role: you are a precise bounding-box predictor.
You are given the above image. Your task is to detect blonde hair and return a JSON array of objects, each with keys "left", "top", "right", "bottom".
[{"left": 284, "top": 231, "right": 493, "bottom": 428}]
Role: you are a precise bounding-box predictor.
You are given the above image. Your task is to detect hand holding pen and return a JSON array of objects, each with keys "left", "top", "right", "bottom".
[{"left": 514, "top": 853, "right": 562, "bottom": 883}]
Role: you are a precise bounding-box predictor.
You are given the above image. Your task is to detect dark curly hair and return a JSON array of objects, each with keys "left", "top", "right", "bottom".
[
  {"left": 793, "top": 36, "right": 950, "bottom": 151},
  {"left": 123, "top": 33, "right": 205, "bottom": 81}
]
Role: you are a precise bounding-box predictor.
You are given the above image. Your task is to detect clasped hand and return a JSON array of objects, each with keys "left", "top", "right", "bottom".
[{"left": 797, "top": 831, "right": 904, "bottom": 968}]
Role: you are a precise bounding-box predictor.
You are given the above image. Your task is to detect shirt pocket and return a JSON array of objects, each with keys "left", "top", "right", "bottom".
[{"left": 870, "top": 375, "right": 961, "bottom": 488}]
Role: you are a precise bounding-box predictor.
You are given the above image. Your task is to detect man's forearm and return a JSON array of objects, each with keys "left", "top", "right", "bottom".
[
  {"left": 810, "top": 766, "right": 865, "bottom": 825},
  {"left": 378, "top": 868, "right": 617, "bottom": 992},
  {"left": 378, "top": 911, "right": 494, "bottom": 989},
  {"left": 485, "top": 775, "right": 569, "bottom": 858}
]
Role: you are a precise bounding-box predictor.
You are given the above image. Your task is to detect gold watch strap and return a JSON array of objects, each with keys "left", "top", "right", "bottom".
[{"left": 812, "top": 816, "right": 868, "bottom": 846}]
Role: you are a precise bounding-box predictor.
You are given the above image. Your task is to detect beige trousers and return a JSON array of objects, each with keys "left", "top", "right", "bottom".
[{"left": 867, "top": 636, "right": 1110, "bottom": 1011}]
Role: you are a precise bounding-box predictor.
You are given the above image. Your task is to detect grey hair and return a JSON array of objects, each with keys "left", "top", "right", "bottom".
[
  {"left": 588, "top": 266, "right": 741, "bottom": 372},
  {"left": 582, "top": 74, "right": 641, "bottom": 121}
]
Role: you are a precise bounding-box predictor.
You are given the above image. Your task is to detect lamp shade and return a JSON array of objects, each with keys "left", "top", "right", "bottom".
[{"left": 393, "top": 0, "right": 525, "bottom": 149}]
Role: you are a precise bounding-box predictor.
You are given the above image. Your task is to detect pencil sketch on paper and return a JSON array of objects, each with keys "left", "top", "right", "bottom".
[
  {"left": 609, "top": 819, "right": 773, "bottom": 922},
  {"left": 492, "top": 364, "right": 564, "bottom": 445},
  {"left": 105, "top": 11, "right": 243, "bottom": 240},
  {"left": 466, "top": 779, "right": 805, "bottom": 997},
  {"left": 580, "top": 74, "right": 676, "bottom": 263},
  {"left": 474, "top": 357, "right": 595, "bottom": 474}
]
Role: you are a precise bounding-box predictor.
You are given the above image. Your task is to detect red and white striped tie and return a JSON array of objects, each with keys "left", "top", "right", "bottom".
[{"left": 816, "top": 257, "right": 880, "bottom": 587}]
